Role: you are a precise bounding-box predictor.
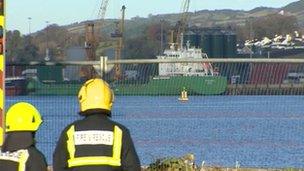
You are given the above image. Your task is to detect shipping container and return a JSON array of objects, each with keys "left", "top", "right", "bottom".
[{"left": 37, "top": 66, "right": 64, "bottom": 82}]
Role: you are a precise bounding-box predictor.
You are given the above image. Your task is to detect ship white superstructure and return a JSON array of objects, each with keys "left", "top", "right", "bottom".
[{"left": 157, "top": 41, "right": 215, "bottom": 77}]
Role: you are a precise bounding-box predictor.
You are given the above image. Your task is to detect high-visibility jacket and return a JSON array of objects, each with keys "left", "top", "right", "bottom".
[
  {"left": 0, "top": 149, "right": 29, "bottom": 171},
  {"left": 53, "top": 113, "right": 141, "bottom": 171},
  {"left": 0, "top": 132, "right": 48, "bottom": 171}
]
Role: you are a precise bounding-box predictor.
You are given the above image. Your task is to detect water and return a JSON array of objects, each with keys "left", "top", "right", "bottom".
[{"left": 5, "top": 96, "right": 304, "bottom": 168}]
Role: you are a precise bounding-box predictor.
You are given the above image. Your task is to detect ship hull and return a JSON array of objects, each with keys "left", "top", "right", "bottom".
[
  {"left": 27, "top": 79, "right": 82, "bottom": 96},
  {"left": 113, "top": 76, "right": 227, "bottom": 96},
  {"left": 27, "top": 76, "right": 227, "bottom": 96}
]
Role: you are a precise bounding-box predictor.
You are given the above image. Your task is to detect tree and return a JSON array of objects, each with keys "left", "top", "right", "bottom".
[
  {"left": 241, "top": 14, "right": 299, "bottom": 41},
  {"left": 6, "top": 30, "right": 40, "bottom": 63},
  {"left": 31, "top": 24, "right": 73, "bottom": 60},
  {"left": 20, "top": 35, "right": 39, "bottom": 62},
  {"left": 6, "top": 30, "right": 24, "bottom": 62},
  {"left": 124, "top": 21, "right": 171, "bottom": 59}
]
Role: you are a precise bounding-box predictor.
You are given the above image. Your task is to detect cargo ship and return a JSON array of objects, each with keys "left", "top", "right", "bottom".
[
  {"left": 26, "top": 41, "right": 227, "bottom": 96},
  {"left": 113, "top": 41, "right": 227, "bottom": 96}
]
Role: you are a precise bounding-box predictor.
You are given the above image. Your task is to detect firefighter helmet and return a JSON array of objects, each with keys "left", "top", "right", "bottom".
[
  {"left": 78, "top": 79, "right": 114, "bottom": 113},
  {"left": 6, "top": 102, "right": 42, "bottom": 132}
]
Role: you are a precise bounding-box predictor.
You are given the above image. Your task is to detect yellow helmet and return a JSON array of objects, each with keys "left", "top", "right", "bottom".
[
  {"left": 78, "top": 79, "right": 114, "bottom": 113},
  {"left": 6, "top": 102, "right": 42, "bottom": 132}
]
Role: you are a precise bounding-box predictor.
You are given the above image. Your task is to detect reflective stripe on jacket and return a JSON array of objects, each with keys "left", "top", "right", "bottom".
[
  {"left": 66, "top": 125, "right": 123, "bottom": 167},
  {"left": 0, "top": 149, "right": 29, "bottom": 171}
]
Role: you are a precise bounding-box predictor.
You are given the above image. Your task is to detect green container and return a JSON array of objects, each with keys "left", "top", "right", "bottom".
[
  {"left": 37, "top": 66, "right": 63, "bottom": 83},
  {"left": 224, "top": 33, "right": 237, "bottom": 58},
  {"left": 211, "top": 33, "right": 225, "bottom": 58}
]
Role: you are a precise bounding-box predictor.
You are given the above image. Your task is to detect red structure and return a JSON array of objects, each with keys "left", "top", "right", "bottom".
[{"left": 249, "top": 63, "right": 290, "bottom": 84}]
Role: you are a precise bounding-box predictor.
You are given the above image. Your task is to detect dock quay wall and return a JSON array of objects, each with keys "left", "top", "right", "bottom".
[{"left": 226, "top": 84, "right": 304, "bottom": 95}]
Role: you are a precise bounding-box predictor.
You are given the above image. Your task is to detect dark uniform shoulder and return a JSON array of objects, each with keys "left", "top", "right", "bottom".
[
  {"left": 28, "top": 146, "right": 46, "bottom": 161},
  {"left": 61, "top": 119, "right": 83, "bottom": 132},
  {"left": 27, "top": 146, "right": 48, "bottom": 171},
  {"left": 110, "top": 120, "right": 130, "bottom": 132}
]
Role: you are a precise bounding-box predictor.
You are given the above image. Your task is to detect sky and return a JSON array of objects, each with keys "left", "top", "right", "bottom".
[{"left": 7, "top": 0, "right": 299, "bottom": 34}]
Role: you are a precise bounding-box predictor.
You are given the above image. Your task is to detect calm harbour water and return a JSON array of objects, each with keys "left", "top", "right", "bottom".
[{"left": 5, "top": 95, "right": 304, "bottom": 168}]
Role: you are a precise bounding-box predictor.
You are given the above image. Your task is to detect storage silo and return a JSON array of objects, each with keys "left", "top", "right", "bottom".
[
  {"left": 211, "top": 31, "right": 225, "bottom": 58},
  {"left": 224, "top": 32, "right": 237, "bottom": 58},
  {"left": 201, "top": 33, "right": 212, "bottom": 57}
]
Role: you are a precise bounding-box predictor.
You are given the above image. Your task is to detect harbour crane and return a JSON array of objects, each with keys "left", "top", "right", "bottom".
[
  {"left": 85, "top": 0, "right": 110, "bottom": 61},
  {"left": 111, "top": 5, "right": 126, "bottom": 80},
  {"left": 84, "top": 23, "right": 96, "bottom": 61},
  {"left": 176, "top": 0, "right": 190, "bottom": 49},
  {"left": 82, "top": 0, "right": 110, "bottom": 79},
  {"left": 84, "top": 0, "right": 126, "bottom": 80}
]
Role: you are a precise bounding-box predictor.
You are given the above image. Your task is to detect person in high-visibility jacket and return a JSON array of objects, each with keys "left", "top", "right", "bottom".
[
  {"left": 0, "top": 102, "right": 47, "bottom": 171},
  {"left": 53, "top": 78, "right": 141, "bottom": 171}
]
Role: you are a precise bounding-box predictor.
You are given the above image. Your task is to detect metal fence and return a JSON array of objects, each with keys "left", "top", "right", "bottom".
[
  {"left": 5, "top": 58, "right": 304, "bottom": 168},
  {"left": 7, "top": 58, "right": 304, "bottom": 96}
]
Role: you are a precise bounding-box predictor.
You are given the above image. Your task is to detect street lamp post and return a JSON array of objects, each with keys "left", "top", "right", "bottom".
[
  {"left": 160, "top": 19, "right": 164, "bottom": 54},
  {"left": 249, "top": 17, "right": 254, "bottom": 59},
  {"left": 45, "top": 21, "right": 50, "bottom": 61},
  {"left": 27, "top": 17, "right": 32, "bottom": 34}
]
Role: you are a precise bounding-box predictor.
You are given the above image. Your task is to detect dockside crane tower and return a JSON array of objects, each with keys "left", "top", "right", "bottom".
[
  {"left": 85, "top": 0, "right": 110, "bottom": 60},
  {"left": 83, "top": 0, "right": 110, "bottom": 79},
  {"left": 111, "top": 5, "right": 126, "bottom": 80},
  {"left": 84, "top": 0, "right": 125, "bottom": 80},
  {"left": 176, "top": 0, "right": 190, "bottom": 49}
]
